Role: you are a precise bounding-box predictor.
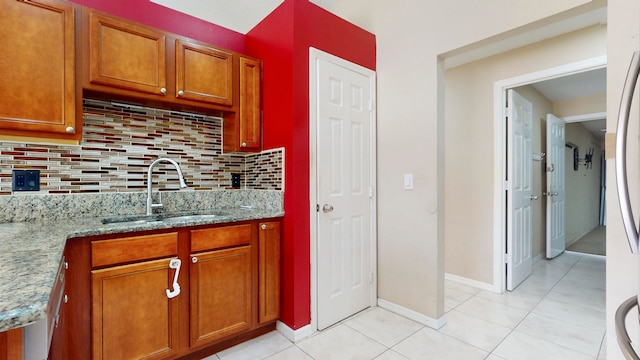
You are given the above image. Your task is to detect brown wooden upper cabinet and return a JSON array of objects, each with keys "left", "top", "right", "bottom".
[
  {"left": 176, "top": 40, "right": 233, "bottom": 106},
  {"left": 224, "top": 56, "right": 262, "bottom": 153},
  {"left": 87, "top": 12, "right": 167, "bottom": 95},
  {"left": 83, "top": 9, "right": 236, "bottom": 110},
  {"left": 0, "top": 0, "right": 78, "bottom": 141}
]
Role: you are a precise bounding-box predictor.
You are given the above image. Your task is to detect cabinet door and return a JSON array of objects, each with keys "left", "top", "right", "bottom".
[
  {"left": 238, "top": 57, "right": 261, "bottom": 151},
  {"left": 190, "top": 246, "right": 252, "bottom": 347},
  {"left": 0, "top": 0, "right": 76, "bottom": 137},
  {"left": 88, "top": 12, "right": 167, "bottom": 95},
  {"left": 258, "top": 222, "right": 280, "bottom": 323},
  {"left": 175, "top": 40, "right": 233, "bottom": 106},
  {"left": 92, "top": 258, "right": 179, "bottom": 360},
  {"left": 0, "top": 328, "right": 22, "bottom": 360},
  {"left": 48, "top": 298, "right": 66, "bottom": 360}
]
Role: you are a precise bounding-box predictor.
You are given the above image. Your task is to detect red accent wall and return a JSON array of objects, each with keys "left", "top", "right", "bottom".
[
  {"left": 246, "top": 0, "right": 376, "bottom": 330},
  {"left": 71, "top": 0, "right": 375, "bottom": 331},
  {"left": 69, "top": 0, "right": 245, "bottom": 52}
]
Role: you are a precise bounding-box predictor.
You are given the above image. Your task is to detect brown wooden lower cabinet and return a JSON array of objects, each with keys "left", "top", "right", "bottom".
[
  {"left": 92, "top": 258, "right": 180, "bottom": 360},
  {"left": 0, "top": 328, "right": 22, "bottom": 360},
  {"left": 60, "top": 219, "right": 280, "bottom": 360},
  {"left": 190, "top": 246, "right": 252, "bottom": 347},
  {"left": 259, "top": 221, "right": 281, "bottom": 323}
]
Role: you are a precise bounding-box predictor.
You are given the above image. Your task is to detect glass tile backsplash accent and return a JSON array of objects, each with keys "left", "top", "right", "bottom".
[{"left": 0, "top": 99, "right": 283, "bottom": 195}]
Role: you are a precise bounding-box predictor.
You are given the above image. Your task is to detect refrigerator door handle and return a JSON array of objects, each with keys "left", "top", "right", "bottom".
[
  {"left": 616, "top": 296, "right": 640, "bottom": 360},
  {"left": 616, "top": 50, "right": 640, "bottom": 254}
]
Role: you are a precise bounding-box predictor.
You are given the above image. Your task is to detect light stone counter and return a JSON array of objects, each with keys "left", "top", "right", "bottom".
[{"left": 0, "top": 190, "right": 283, "bottom": 332}]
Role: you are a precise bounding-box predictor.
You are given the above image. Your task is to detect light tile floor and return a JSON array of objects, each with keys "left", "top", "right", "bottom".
[{"left": 203, "top": 252, "right": 606, "bottom": 360}]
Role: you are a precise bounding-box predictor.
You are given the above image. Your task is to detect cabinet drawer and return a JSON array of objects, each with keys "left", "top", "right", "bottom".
[
  {"left": 191, "top": 224, "right": 252, "bottom": 252},
  {"left": 92, "top": 232, "right": 178, "bottom": 268}
]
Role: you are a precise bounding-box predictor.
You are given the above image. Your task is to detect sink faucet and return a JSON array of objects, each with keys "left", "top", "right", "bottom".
[{"left": 146, "top": 158, "right": 188, "bottom": 215}]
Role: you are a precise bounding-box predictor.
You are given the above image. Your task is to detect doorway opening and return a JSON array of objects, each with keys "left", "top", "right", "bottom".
[{"left": 495, "top": 56, "right": 607, "bottom": 292}]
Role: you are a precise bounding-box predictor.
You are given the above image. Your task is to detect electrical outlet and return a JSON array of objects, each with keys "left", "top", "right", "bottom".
[
  {"left": 12, "top": 170, "right": 40, "bottom": 191},
  {"left": 231, "top": 173, "right": 241, "bottom": 189}
]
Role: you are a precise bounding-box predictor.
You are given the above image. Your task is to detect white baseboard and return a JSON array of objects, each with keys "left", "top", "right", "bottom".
[
  {"left": 532, "top": 253, "right": 544, "bottom": 264},
  {"left": 377, "top": 298, "right": 447, "bottom": 329},
  {"left": 276, "top": 321, "right": 314, "bottom": 342},
  {"left": 445, "top": 273, "right": 494, "bottom": 292}
]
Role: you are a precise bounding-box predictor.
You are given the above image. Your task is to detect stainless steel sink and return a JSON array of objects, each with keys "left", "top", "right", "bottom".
[
  {"left": 160, "top": 214, "right": 222, "bottom": 222},
  {"left": 101, "top": 211, "right": 229, "bottom": 225},
  {"left": 101, "top": 215, "right": 163, "bottom": 224}
]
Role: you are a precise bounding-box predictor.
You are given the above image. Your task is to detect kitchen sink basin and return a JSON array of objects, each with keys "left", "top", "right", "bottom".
[
  {"left": 101, "top": 211, "right": 229, "bottom": 225},
  {"left": 160, "top": 214, "right": 222, "bottom": 222},
  {"left": 101, "top": 215, "right": 163, "bottom": 224}
]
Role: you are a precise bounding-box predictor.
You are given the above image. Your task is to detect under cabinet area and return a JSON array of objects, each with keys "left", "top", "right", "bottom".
[
  {"left": 63, "top": 219, "right": 281, "bottom": 360},
  {"left": 0, "top": 0, "right": 78, "bottom": 140}
]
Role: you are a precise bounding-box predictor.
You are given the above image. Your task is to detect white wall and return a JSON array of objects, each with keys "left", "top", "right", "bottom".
[
  {"left": 564, "top": 123, "right": 603, "bottom": 246},
  {"left": 444, "top": 25, "right": 606, "bottom": 284},
  {"left": 371, "top": 0, "right": 607, "bottom": 323},
  {"left": 317, "top": 0, "right": 608, "bottom": 324}
]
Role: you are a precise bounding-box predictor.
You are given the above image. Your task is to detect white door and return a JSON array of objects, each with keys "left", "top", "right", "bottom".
[
  {"left": 314, "top": 53, "right": 374, "bottom": 330},
  {"left": 506, "top": 89, "right": 533, "bottom": 291},
  {"left": 546, "top": 114, "right": 566, "bottom": 258}
]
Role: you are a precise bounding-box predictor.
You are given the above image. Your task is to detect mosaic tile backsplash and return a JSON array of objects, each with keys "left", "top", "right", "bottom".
[{"left": 0, "top": 99, "right": 283, "bottom": 195}]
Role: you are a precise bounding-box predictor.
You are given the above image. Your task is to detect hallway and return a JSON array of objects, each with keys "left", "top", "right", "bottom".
[
  {"left": 567, "top": 226, "right": 606, "bottom": 256},
  {"left": 204, "top": 252, "right": 605, "bottom": 359}
]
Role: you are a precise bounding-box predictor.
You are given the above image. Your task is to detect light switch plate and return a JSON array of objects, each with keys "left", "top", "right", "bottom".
[{"left": 403, "top": 174, "right": 413, "bottom": 190}]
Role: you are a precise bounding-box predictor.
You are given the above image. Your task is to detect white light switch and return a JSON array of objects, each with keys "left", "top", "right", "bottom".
[{"left": 403, "top": 174, "right": 413, "bottom": 190}]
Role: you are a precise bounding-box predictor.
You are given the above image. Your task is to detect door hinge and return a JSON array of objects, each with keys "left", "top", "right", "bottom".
[
  {"left": 369, "top": 272, "right": 374, "bottom": 284},
  {"left": 368, "top": 99, "right": 373, "bottom": 112},
  {"left": 504, "top": 180, "right": 511, "bottom": 191},
  {"left": 504, "top": 254, "right": 510, "bottom": 264},
  {"left": 368, "top": 186, "right": 373, "bottom": 198},
  {"left": 316, "top": 204, "right": 320, "bottom": 212}
]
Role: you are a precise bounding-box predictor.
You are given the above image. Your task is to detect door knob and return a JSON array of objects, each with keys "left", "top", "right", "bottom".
[{"left": 322, "top": 204, "right": 334, "bottom": 213}]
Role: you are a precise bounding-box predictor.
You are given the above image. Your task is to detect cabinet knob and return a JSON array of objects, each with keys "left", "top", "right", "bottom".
[
  {"left": 192, "top": 257, "right": 198, "bottom": 263},
  {"left": 160, "top": 87, "right": 167, "bottom": 94},
  {"left": 261, "top": 224, "right": 267, "bottom": 230},
  {"left": 178, "top": 90, "right": 184, "bottom": 96},
  {"left": 241, "top": 142, "right": 247, "bottom": 147},
  {"left": 65, "top": 126, "right": 74, "bottom": 133},
  {"left": 64, "top": 294, "right": 68, "bottom": 304}
]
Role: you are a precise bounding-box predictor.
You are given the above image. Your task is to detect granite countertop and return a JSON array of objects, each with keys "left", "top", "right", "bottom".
[{"left": 0, "top": 207, "right": 284, "bottom": 332}]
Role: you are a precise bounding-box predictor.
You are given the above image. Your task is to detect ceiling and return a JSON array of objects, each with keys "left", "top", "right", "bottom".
[
  {"left": 149, "top": 0, "right": 284, "bottom": 34},
  {"left": 531, "top": 68, "right": 607, "bottom": 139},
  {"left": 150, "top": 0, "right": 607, "bottom": 138},
  {"left": 531, "top": 67, "right": 606, "bottom": 102}
]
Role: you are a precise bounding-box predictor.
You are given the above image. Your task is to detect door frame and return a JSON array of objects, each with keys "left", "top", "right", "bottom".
[
  {"left": 309, "top": 47, "right": 378, "bottom": 331},
  {"left": 492, "top": 55, "right": 607, "bottom": 292}
]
